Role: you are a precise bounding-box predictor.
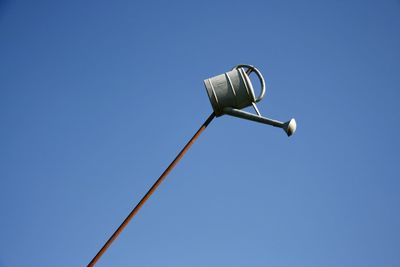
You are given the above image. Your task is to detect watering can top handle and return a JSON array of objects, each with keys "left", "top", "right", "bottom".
[{"left": 232, "top": 64, "right": 266, "bottom": 102}]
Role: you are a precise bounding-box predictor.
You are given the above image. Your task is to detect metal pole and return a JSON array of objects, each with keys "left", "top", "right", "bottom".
[{"left": 88, "top": 112, "right": 216, "bottom": 266}]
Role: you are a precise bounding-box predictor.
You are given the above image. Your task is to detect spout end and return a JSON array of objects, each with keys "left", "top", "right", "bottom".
[{"left": 283, "top": 118, "right": 297, "bottom": 137}]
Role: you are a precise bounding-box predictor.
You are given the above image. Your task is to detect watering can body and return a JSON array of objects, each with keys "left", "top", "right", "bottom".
[
  {"left": 204, "top": 64, "right": 296, "bottom": 136},
  {"left": 204, "top": 67, "right": 257, "bottom": 116}
]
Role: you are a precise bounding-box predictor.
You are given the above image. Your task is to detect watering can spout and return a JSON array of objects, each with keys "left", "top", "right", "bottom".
[{"left": 223, "top": 107, "right": 297, "bottom": 137}]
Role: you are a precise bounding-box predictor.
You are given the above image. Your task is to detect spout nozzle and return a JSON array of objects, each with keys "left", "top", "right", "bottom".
[{"left": 283, "top": 119, "right": 297, "bottom": 137}]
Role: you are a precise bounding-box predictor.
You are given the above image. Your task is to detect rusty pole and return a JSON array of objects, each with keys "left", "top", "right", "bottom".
[{"left": 88, "top": 112, "right": 216, "bottom": 266}]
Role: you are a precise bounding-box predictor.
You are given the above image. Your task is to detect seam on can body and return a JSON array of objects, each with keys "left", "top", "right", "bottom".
[
  {"left": 225, "top": 72, "right": 239, "bottom": 107},
  {"left": 237, "top": 68, "right": 255, "bottom": 103}
]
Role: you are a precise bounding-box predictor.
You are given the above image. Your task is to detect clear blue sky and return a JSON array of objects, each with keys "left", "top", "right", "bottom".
[{"left": 1, "top": 0, "right": 399, "bottom": 266}]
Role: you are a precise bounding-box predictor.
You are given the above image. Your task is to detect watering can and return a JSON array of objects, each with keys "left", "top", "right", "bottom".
[{"left": 204, "top": 64, "right": 297, "bottom": 136}]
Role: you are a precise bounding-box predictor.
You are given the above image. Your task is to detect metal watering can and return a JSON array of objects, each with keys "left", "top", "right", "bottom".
[{"left": 204, "top": 64, "right": 297, "bottom": 136}]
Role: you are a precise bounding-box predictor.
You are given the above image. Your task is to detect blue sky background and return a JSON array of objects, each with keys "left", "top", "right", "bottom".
[{"left": 1, "top": 0, "right": 400, "bottom": 266}]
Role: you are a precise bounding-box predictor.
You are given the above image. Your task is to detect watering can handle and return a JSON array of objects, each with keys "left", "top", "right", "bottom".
[{"left": 233, "top": 64, "right": 266, "bottom": 103}]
